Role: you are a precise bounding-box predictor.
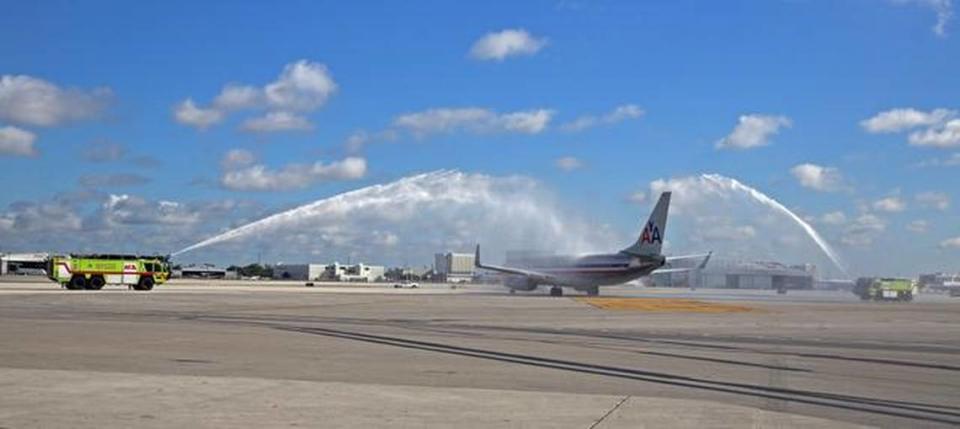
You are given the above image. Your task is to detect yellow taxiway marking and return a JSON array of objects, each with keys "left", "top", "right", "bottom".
[{"left": 575, "top": 297, "right": 753, "bottom": 313}]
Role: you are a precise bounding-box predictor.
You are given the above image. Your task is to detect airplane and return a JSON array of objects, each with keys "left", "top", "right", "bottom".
[{"left": 474, "top": 192, "right": 711, "bottom": 296}]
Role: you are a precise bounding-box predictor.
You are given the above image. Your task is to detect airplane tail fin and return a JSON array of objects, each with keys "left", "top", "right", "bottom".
[{"left": 621, "top": 192, "right": 671, "bottom": 257}]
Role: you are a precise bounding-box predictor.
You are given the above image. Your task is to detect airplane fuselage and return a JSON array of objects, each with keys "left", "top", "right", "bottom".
[{"left": 503, "top": 252, "right": 665, "bottom": 290}]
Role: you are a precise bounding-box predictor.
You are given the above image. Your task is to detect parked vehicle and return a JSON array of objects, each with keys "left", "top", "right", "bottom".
[{"left": 393, "top": 281, "right": 419, "bottom": 289}]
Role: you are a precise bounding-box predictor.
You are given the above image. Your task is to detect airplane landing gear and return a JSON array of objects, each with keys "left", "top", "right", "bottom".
[{"left": 549, "top": 286, "right": 563, "bottom": 297}]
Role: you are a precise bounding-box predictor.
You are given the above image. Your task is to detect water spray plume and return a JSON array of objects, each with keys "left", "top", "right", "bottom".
[
  {"left": 701, "top": 174, "right": 849, "bottom": 278},
  {"left": 173, "top": 170, "right": 610, "bottom": 259},
  {"left": 174, "top": 170, "right": 846, "bottom": 278}
]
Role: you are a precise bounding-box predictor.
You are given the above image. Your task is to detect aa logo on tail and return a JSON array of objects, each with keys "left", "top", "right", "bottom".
[{"left": 640, "top": 221, "right": 662, "bottom": 244}]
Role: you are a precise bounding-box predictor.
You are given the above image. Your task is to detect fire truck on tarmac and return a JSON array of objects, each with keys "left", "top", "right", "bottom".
[{"left": 47, "top": 254, "right": 171, "bottom": 290}]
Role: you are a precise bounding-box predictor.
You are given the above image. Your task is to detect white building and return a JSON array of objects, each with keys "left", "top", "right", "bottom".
[
  {"left": 322, "top": 263, "right": 385, "bottom": 282},
  {"left": 272, "top": 264, "right": 327, "bottom": 281},
  {"left": 270, "top": 262, "right": 393, "bottom": 282},
  {"left": 435, "top": 252, "right": 475, "bottom": 283}
]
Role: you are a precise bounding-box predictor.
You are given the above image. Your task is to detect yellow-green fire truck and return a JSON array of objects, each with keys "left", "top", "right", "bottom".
[
  {"left": 853, "top": 277, "right": 917, "bottom": 302},
  {"left": 47, "top": 254, "right": 170, "bottom": 290}
]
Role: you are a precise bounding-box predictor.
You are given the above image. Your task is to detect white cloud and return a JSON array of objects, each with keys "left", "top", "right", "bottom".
[
  {"left": 0, "top": 200, "right": 82, "bottom": 232},
  {"left": 648, "top": 176, "right": 725, "bottom": 214},
  {"left": 626, "top": 190, "right": 646, "bottom": 204},
  {"left": 860, "top": 108, "right": 955, "bottom": 133},
  {"left": 221, "top": 149, "right": 256, "bottom": 170},
  {"left": 344, "top": 131, "right": 371, "bottom": 154},
  {"left": 908, "top": 119, "right": 960, "bottom": 147},
  {"left": 263, "top": 60, "right": 337, "bottom": 112},
  {"left": 241, "top": 111, "right": 313, "bottom": 132},
  {"left": 916, "top": 191, "right": 951, "bottom": 210},
  {"left": 371, "top": 230, "right": 399, "bottom": 247},
  {"left": 0, "top": 126, "right": 37, "bottom": 157},
  {"left": 102, "top": 194, "right": 202, "bottom": 226},
  {"left": 790, "top": 163, "right": 844, "bottom": 192},
  {"left": 606, "top": 104, "right": 645, "bottom": 122},
  {"left": 842, "top": 214, "right": 886, "bottom": 247},
  {"left": 213, "top": 84, "right": 261, "bottom": 110},
  {"left": 873, "top": 196, "right": 907, "bottom": 212},
  {"left": 861, "top": 108, "right": 960, "bottom": 148},
  {"left": 0, "top": 192, "right": 267, "bottom": 255},
  {"left": 499, "top": 109, "right": 553, "bottom": 133},
  {"left": 554, "top": 156, "right": 583, "bottom": 171},
  {"left": 892, "top": 0, "right": 954, "bottom": 37},
  {"left": 715, "top": 114, "right": 792, "bottom": 149},
  {"left": 392, "top": 107, "right": 553, "bottom": 137},
  {"left": 221, "top": 157, "right": 366, "bottom": 191},
  {"left": 469, "top": 29, "right": 547, "bottom": 61},
  {"left": 342, "top": 129, "right": 400, "bottom": 154},
  {"left": 820, "top": 211, "right": 847, "bottom": 225},
  {"left": 173, "top": 99, "right": 223, "bottom": 129},
  {"left": 941, "top": 236, "right": 960, "bottom": 248},
  {"left": 907, "top": 219, "right": 929, "bottom": 233},
  {"left": 394, "top": 108, "right": 486, "bottom": 135},
  {"left": 561, "top": 104, "right": 645, "bottom": 132},
  {"left": 0, "top": 75, "right": 112, "bottom": 127},
  {"left": 173, "top": 60, "right": 336, "bottom": 131}
]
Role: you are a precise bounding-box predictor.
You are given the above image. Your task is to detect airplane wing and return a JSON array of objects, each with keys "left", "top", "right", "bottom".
[
  {"left": 664, "top": 252, "right": 712, "bottom": 265},
  {"left": 473, "top": 245, "right": 559, "bottom": 284},
  {"left": 655, "top": 251, "right": 712, "bottom": 274}
]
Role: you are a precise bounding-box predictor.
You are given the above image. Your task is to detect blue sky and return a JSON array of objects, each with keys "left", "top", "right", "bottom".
[{"left": 0, "top": 0, "right": 957, "bottom": 276}]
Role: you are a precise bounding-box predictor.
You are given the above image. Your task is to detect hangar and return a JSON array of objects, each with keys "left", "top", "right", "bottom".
[
  {"left": 651, "top": 257, "right": 816, "bottom": 291},
  {"left": 0, "top": 253, "right": 49, "bottom": 276}
]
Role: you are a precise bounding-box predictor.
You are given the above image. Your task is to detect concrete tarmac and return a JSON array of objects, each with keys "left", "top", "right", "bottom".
[{"left": 1, "top": 278, "right": 958, "bottom": 428}]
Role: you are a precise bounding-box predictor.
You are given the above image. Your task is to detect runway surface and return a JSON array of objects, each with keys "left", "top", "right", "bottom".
[{"left": 1, "top": 278, "right": 959, "bottom": 428}]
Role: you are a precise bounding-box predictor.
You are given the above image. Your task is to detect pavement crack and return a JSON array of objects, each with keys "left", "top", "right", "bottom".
[{"left": 588, "top": 395, "right": 630, "bottom": 429}]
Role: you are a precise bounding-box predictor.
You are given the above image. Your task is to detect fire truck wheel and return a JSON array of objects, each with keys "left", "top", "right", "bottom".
[
  {"left": 87, "top": 275, "right": 106, "bottom": 290},
  {"left": 135, "top": 276, "right": 154, "bottom": 291},
  {"left": 67, "top": 275, "right": 87, "bottom": 290}
]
